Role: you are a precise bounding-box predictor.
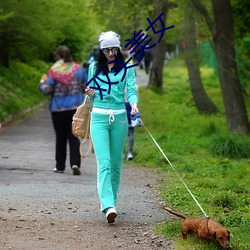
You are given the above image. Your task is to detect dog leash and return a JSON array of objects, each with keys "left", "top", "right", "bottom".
[{"left": 139, "top": 118, "right": 209, "bottom": 218}]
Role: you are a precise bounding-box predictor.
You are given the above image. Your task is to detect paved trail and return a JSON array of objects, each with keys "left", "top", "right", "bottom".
[{"left": 0, "top": 70, "right": 173, "bottom": 250}]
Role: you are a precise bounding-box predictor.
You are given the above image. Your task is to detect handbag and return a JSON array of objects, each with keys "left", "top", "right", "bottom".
[{"left": 72, "top": 95, "right": 93, "bottom": 158}]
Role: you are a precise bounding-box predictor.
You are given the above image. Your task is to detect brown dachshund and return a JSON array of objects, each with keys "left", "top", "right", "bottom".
[{"left": 162, "top": 207, "right": 231, "bottom": 249}]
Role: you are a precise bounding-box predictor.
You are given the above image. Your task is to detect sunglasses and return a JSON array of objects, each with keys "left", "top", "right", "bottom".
[{"left": 102, "top": 47, "right": 119, "bottom": 55}]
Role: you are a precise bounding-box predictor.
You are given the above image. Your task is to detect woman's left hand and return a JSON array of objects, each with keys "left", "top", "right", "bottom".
[
  {"left": 131, "top": 103, "right": 138, "bottom": 116},
  {"left": 85, "top": 86, "right": 96, "bottom": 97}
]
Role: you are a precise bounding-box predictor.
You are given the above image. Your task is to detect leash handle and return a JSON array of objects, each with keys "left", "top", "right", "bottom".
[{"left": 139, "top": 118, "right": 209, "bottom": 218}]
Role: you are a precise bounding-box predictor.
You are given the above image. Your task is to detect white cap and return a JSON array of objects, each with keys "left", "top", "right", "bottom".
[{"left": 99, "top": 31, "right": 121, "bottom": 49}]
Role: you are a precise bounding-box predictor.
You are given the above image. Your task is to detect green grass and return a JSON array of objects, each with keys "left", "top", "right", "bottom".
[
  {"left": 0, "top": 60, "right": 50, "bottom": 123},
  {"left": 129, "top": 59, "right": 250, "bottom": 250}
]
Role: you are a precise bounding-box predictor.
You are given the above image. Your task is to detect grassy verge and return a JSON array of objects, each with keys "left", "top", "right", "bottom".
[
  {"left": 0, "top": 60, "right": 50, "bottom": 125},
  {"left": 130, "top": 59, "right": 250, "bottom": 250}
]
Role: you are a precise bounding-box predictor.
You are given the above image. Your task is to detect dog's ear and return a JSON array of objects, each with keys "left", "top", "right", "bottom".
[
  {"left": 227, "top": 230, "right": 230, "bottom": 240},
  {"left": 213, "top": 231, "right": 217, "bottom": 240}
]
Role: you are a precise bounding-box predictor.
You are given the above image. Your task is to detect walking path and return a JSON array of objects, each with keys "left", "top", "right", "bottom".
[{"left": 0, "top": 70, "right": 173, "bottom": 249}]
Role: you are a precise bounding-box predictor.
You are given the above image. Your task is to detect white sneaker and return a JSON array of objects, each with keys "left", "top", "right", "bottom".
[
  {"left": 53, "top": 168, "right": 64, "bottom": 173},
  {"left": 105, "top": 207, "right": 117, "bottom": 223},
  {"left": 127, "top": 152, "right": 133, "bottom": 160}
]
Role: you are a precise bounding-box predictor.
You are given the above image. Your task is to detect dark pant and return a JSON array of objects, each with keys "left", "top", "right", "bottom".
[
  {"left": 51, "top": 110, "right": 80, "bottom": 171},
  {"left": 125, "top": 102, "right": 134, "bottom": 152},
  {"left": 127, "top": 127, "right": 134, "bottom": 152},
  {"left": 144, "top": 60, "right": 151, "bottom": 74}
]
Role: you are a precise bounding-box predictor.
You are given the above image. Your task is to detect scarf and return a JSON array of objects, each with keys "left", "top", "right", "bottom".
[{"left": 48, "top": 60, "right": 80, "bottom": 85}]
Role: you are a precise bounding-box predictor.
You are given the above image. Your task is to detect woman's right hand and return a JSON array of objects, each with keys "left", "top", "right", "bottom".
[
  {"left": 85, "top": 86, "right": 96, "bottom": 97},
  {"left": 131, "top": 103, "right": 138, "bottom": 116}
]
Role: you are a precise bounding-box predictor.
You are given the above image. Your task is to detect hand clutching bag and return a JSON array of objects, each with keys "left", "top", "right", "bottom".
[{"left": 72, "top": 95, "right": 93, "bottom": 158}]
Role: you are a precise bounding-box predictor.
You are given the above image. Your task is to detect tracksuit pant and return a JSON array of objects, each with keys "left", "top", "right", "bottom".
[{"left": 90, "top": 110, "right": 128, "bottom": 212}]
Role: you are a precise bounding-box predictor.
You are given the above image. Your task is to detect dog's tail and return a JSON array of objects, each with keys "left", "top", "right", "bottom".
[{"left": 162, "top": 206, "right": 187, "bottom": 220}]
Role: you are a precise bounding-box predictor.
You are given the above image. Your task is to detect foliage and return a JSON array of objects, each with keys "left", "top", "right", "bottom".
[
  {"left": 236, "top": 37, "right": 250, "bottom": 95},
  {"left": 232, "top": 0, "right": 250, "bottom": 39},
  {"left": 92, "top": 0, "right": 155, "bottom": 43},
  {"left": 0, "top": 0, "right": 99, "bottom": 66},
  {"left": 92, "top": 0, "right": 181, "bottom": 48},
  {"left": 165, "top": 0, "right": 184, "bottom": 44},
  {"left": 129, "top": 58, "right": 250, "bottom": 249},
  {"left": 92, "top": 0, "right": 156, "bottom": 47},
  {"left": 0, "top": 60, "right": 49, "bottom": 122},
  {"left": 172, "top": 0, "right": 212, "bottom": 44},
  {"left": 232, "top": 0, "right": 250, "bottom": 95}
]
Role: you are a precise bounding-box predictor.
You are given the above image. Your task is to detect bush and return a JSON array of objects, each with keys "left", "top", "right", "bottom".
[{"left": 210, "top": 135, "right": 250, "bottom": 159}]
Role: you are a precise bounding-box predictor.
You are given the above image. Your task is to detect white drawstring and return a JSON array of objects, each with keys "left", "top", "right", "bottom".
[
  {"left": 109, "top": 112, "right": 115, "bottom": 124},
  {"left": 92, "top": 107, "right": 125, "bottom": 125}
]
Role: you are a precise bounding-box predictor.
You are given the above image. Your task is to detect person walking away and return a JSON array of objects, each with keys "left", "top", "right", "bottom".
[
  {"left": 39, "top": 45, "right": 87, "bottom": 175},
  {"left": 85, "top": 31, "right": 138, "bottom": 223},
  {"left": 122, "top": 50, "right": 137, "bottom": 160},
  {"left": 144, "top": 46, "right": 152, "bottom": 74}
]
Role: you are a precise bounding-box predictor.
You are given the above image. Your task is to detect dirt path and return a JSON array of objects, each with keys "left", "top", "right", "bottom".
[{"left": 0, "top": 71, "right": 173, "bottom": 250}]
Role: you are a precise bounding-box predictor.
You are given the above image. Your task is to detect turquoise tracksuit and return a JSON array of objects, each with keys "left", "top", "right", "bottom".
[{"left": 87, "top": 62, "right": 138, "bottom": 212}]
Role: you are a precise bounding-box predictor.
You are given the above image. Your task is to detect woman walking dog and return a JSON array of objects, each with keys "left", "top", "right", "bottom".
[{"left": 85, "top": 31, "right": 138, "bottom": 223}]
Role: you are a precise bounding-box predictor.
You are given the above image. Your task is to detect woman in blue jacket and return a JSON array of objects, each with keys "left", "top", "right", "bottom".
[
  {"left": 39, "top": 45, "right": 87, "bottom": 175},
  {"left": 86, "top": 31, "right": 138, "bottom": 223}
]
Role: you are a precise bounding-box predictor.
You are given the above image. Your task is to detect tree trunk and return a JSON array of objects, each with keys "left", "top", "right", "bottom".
[
  {"left": 191, "top": 0, "right": 250, "bottom": 134},
  {"left": 212, "top": 0, "right": 250, "bottom": 134},
  {"left": 147, "top": 0, "right": 168, "bottom": 89},
  {"left": 184, "top": 4, "right": 218, "bottom": 114},
  {"left": 148, "top": 41, "right": 166, "bottom": 89}
]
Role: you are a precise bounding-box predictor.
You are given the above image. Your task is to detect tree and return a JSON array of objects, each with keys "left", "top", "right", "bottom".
[
  {"left": 91, "top": 0, "right": 156, "bottom": 47},
  {"left": 191, "top": 0, "right": 250, "bottom": 134},
  {"left": 148, "top": 0, "right": 177, "bottom": 89},
  {"left": 0, "top": 0, "right": 59, "bottom": 66},
  {"left": 184, "top": 1, "right": 218, "bottom": 114}
]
